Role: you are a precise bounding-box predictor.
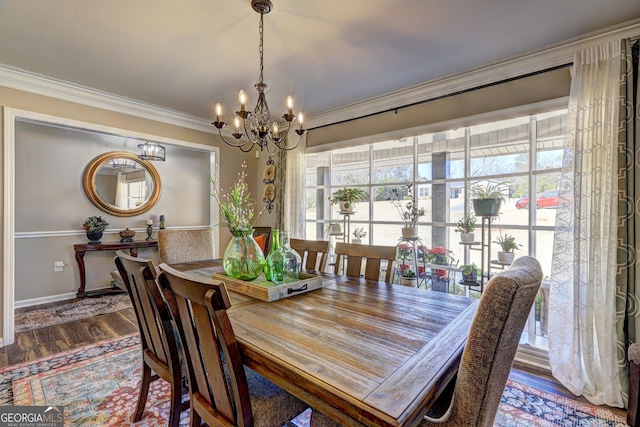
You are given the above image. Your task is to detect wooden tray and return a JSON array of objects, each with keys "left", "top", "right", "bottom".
[{"left": 211, "top": 271, "right": 324, "bottom": 302}]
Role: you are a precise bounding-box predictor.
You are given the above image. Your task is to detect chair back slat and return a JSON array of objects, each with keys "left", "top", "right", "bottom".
[
  {"left": 290, "top": 238, "right": 330, "bottom": 271},
  {"left": 334, "top": 242, "right": 396, "bottom": 282},
  {"left": 158, "top": 263, "right": 253, "bottom": 427}
]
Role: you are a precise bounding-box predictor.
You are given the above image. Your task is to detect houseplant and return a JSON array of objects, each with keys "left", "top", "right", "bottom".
[
  {"left": 469, "top": 181, "right": 507, "bottom": 217},
  {"left": 455, "top": 213, "right": 476, "bottom": 243},
  {"left": 328, "top": 188, "right": 367, "bottom": 213},
  {"left": 82, "top": 215, "right": 109, "bottom": 243},
  {"left": 425, "top": 246, "right": 453, "bottom": 278},
  {"left": 325, "top": 221, "right": 343, "bottom": 236},
  {"left": 493, "top": 233, "right": 521, "bottom": 264},
  {"left": 400, "top": 268, "right": 418, "bottom": 287},
  {"left": 352, "top": 227, "right": 367, "bottom": 244},
  {"left": 210, "top": 162, "right": 265, "bottom": 280},
  {"left": 460, "top": 263, "right": 479, "bottom": 284},
  {"left": 389, "top": 184, "right": 424, "bottom": 238}
]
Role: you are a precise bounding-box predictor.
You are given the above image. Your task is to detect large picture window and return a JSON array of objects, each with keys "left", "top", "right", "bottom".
[{"left": 304, "top": 104, "right": 568, "bottom": 353}]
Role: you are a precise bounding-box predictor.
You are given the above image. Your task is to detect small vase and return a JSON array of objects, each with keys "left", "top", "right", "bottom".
[
  {"left": 400, "top": 277, "right": 418, "bottom": 287},
  {"left": 339, "top": 201, "right": 353, "bottom": 213},
  {"left": 223, "top": 230, "right": 265, "bottom": 281},
  {"left": 86, "top": 231, "right": 103, "bottom": 243},
  {"left": 280, "top": 231, "right": 302, "bottom": 283},
  {"left": 460, "top": 232, "right": 475, "bottom": 244},
  {"left": 498, "top": 251, "right": 515, "bottom": 264}
]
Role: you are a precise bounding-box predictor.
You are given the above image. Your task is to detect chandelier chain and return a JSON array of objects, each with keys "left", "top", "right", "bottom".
[{"left": 259, "top": 12, "right": 264, "bottom": 84}]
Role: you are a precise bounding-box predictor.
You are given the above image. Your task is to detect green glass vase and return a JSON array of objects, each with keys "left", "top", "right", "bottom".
[{"left": 223, "top": 229, "right": 265, "bottom": 280}]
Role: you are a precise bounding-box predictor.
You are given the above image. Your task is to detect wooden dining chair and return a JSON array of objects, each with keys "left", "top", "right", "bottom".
[
  {"left": 333, "top": 242, "right": 397, "bottom": 282},
  {"left": 157, "top": 228, "right": 214, "bottom": 264},
  {"left": 290, "top": 238, "right": 330, "bottom": 272},
  {"left": 156, "top": 263, "right": 309, "bottom": 427},
  {"left": 252, "top": 226, "right": 272, "bottom": 254},
  {"left": 114, "top": 250, "right": 186, "bottom": 427}
]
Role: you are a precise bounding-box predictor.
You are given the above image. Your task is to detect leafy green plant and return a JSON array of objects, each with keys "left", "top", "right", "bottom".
[
  {"left": 455, "top": 214, "right": 476, "bottom": 233},
  {"left": 459, "top": 263, "right": 478, "bottom": 275},
  {"left": 328, "top": 188, "right": 367, "bottom": 205},
  {"left": 493, "top": 234, "right": 522, "bottom": 253},
  {"left": 469, "top": 181, "right": 507, "bottom": 201},
  {"left": 352, "top": 227, "right": 367, "bottom": 239},
  {"left": 402, "top": 268, "right": 416, "bottom": 278},
  {"left": 82, "top": 215, "right": 109, "bottom": 232}
]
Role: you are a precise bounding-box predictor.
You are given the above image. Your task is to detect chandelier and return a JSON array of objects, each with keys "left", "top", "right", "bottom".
[
  {"left": 138, "top": 141, "right": 166, "bottom": 161},
  {"left": 212, "top": 0, "right": 306, "bottom": 155}
]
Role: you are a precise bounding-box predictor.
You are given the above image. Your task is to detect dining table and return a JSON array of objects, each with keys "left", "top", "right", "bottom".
[{"left": 170, "top": 260, "right": 479, "bottom": 427}]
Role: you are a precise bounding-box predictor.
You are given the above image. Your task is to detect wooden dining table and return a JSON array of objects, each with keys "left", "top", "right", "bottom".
[{"left": 171, "top": 260, "right": 479, "bottom": 427}]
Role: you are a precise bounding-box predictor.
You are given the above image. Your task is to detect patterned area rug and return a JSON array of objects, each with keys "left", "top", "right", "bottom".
[
  {"left": 14, "top": 294, "right": 132, "bottom": 333},
  {"left": 1, "top": 333, "right": 626, "bottom": 426}
]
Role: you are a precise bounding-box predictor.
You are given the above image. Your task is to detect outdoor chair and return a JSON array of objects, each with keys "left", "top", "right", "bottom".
[{"left": 157, "top": 263, "right": 309, "bottom": 427}]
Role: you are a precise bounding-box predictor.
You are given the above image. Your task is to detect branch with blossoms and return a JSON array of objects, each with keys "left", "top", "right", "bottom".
[
  {"left": 387, "top": 184, "right": 425, "bottom": 228},
  {"left": 210, "top": 162, "right": 263, "bottom": 233}
]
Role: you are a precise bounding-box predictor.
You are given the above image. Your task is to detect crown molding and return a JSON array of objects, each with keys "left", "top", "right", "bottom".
[
  {"left": 306, "top": 19, "right": 640, "bottom": 130},
  {"left": 0, "top": 65, "right": 217, "bottom": 133}
]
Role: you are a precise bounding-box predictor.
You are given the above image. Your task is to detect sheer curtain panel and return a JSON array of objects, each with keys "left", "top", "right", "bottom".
[{"left": 548, "top": 41, "right": 623, "bottom": 407}]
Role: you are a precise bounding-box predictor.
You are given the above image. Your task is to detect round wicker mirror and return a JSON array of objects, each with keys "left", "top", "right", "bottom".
[{"left": 83, "top": 151, "right": 161, "bottom": 217}]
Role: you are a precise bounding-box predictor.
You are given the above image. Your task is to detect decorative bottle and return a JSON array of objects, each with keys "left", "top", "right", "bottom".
[
  {"left": 265, "top": 229, "right": 284, "bottom": 284},
  {"left": 280, "top": 231, "right": 301, "bottom": 282}
]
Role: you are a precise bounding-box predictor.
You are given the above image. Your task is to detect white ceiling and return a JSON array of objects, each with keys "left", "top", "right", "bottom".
[{"left": 1, "top": 0, "right": 639, "bottom": 125}]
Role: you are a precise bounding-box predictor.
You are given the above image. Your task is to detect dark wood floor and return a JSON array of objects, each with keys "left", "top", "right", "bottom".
[{"left": 2, "top": 300, "right": 628, "bottom": 420}]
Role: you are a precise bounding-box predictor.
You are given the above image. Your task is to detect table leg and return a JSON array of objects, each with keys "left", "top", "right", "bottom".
[{"left": 75, "top": 250, "right": 86, "bottom": 297}]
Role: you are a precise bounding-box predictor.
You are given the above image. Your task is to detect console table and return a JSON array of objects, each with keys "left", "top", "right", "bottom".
[{"left": 73, "top": 240, "right": 158, "bottom": 297}]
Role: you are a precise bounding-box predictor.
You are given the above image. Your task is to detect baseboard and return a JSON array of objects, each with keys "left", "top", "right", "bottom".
[{"left": 15, "top": 291, "right": 79, "bottom": 308}]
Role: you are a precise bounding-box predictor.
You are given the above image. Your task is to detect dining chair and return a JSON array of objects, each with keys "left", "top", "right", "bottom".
[
  {"left": 333, "top": 242, "right": 397, "bottom": 282},
  {"left": 310, "top": 256, "right": 544, "bottom": 427},
  {"left": 157, "top": 228, "right": 214, "bottom": 264},
  {"left": 290, "top": 238, "right": 330, "bottom": 272},
  {"left": 628, "top": 342, "right": 640, "bottom": 426},
  {"left": 114, "top": 250, "right": 186, "bottom": 427},
  {"left": 252, "top": 226, "right": 272, "bottom": 254},
  {"left": 156, "top": 263, "right": 309, "bottom": 427}
]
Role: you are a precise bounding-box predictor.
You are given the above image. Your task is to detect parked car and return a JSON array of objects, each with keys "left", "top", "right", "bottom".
[{"left": 515, "top": 189, "right": 559, "bottom": 209}]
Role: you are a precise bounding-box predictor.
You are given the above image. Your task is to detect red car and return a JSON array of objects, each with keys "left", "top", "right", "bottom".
[{"left": 515, "top": 189, "right": 559, "bottom": 209}]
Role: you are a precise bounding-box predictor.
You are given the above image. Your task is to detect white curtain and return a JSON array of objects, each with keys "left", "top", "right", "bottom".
[
  {"left": 283, "top": 134, "right": 306, "bottom": 238},
  {"left": 547, "top": 41, "right": 623, "bottom": 407},
  {"left": 115, "top": 172, "right": 128, "bottom": 208}
]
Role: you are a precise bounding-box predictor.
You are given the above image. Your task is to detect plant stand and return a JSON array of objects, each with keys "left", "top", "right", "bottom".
[{"left": 393, "top": 237, "right": 427, "bottom": 288}]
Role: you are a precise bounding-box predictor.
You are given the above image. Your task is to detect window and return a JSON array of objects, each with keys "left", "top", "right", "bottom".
[{"left": 304, "top": 105, "right": 568, "bottom": 352}]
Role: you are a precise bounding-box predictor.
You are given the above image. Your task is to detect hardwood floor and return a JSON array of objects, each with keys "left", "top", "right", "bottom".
[{"left": 2, "top": 301, "right": 628, "bottom": 421}]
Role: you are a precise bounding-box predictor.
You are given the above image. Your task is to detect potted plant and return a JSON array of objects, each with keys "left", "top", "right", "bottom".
[
  {"left": 389, "top": 184, "right": 424, "bottom": 238},
  {"left": 455, "top": 213, "right": 476, "bottom": 243},
  {"left": 469, "top": 181, "right": 507, "bottom": 217},
  {"left": 400, "top": 268, "right": 418, "bottom": 287},
  {"left": 352, "top": 227, "right": 367, "bottom": 244},
  {"left": 325, "top": 221, "right": 343, "bottom": 236},
  {"left": 82, "top": 215, "right": 109, "bottom": 243},
  {"left": 493, "top": 233, "right": 521, "bottom": 264},
  {"left": 425, "top": 246, "right": 453, "bottom": 278},
  {"left": 460, "top": 263, "right": 479, "bottom": 284},
  {"left": 328, "top": 188, "right": 367, "bottom": 213}
]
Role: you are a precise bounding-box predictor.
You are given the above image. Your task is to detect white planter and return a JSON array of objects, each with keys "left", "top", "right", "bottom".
[
  {"left": 339, "top": 201, "right": 354, "bottom": 213},
  {"left": 327, "top": 223, "right": 342, "bottom": 235},
  {"left": 352, "top": 238, "right": 362, "bottom": 244},
  {"left": 498, "top": 251, "right": 515, "bottom": 264},
  {"left": 401, "top": 227, "right": 418, "bottom": 239},
  {"left": 400, "top": 277, "right": 418, "bottom": 287},
  {"left": 460, "top": 232, "right": 475, "bottom": 244}
]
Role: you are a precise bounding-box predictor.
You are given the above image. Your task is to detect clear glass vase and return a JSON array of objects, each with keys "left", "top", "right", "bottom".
[
  {"left": 223, "top": 229, "right": 265, "bottom": 281},
  {"left": 281, "top": 231, "right": 301, "bottom": 282}
]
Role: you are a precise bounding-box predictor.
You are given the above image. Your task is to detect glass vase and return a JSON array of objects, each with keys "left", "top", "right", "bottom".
[
  {"left": 223, "top": 229, "right": 265, "bottom": 281},
  {"left": 265, "top": 229, "right": 285, "bottom": 284},
  {"left": 280, "top": 231, "right": 301, "bottom": 283}
]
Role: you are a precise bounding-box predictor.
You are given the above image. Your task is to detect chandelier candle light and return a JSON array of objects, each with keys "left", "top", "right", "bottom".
[{"left": 212, "top": 0, "right": 306, "bottom": 155}]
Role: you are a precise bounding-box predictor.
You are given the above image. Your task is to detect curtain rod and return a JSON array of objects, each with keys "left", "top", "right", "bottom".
[{"left": 308, "top": 63, "right": 573, "bottom": 132}]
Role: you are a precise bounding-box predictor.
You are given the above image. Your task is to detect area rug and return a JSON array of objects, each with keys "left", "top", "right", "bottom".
[
  {"left": 14, "top": 294, "right": 132, "bottom": 333},
  {"left": 1, "top": 333, "right": 627, "bottom": 426}
]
